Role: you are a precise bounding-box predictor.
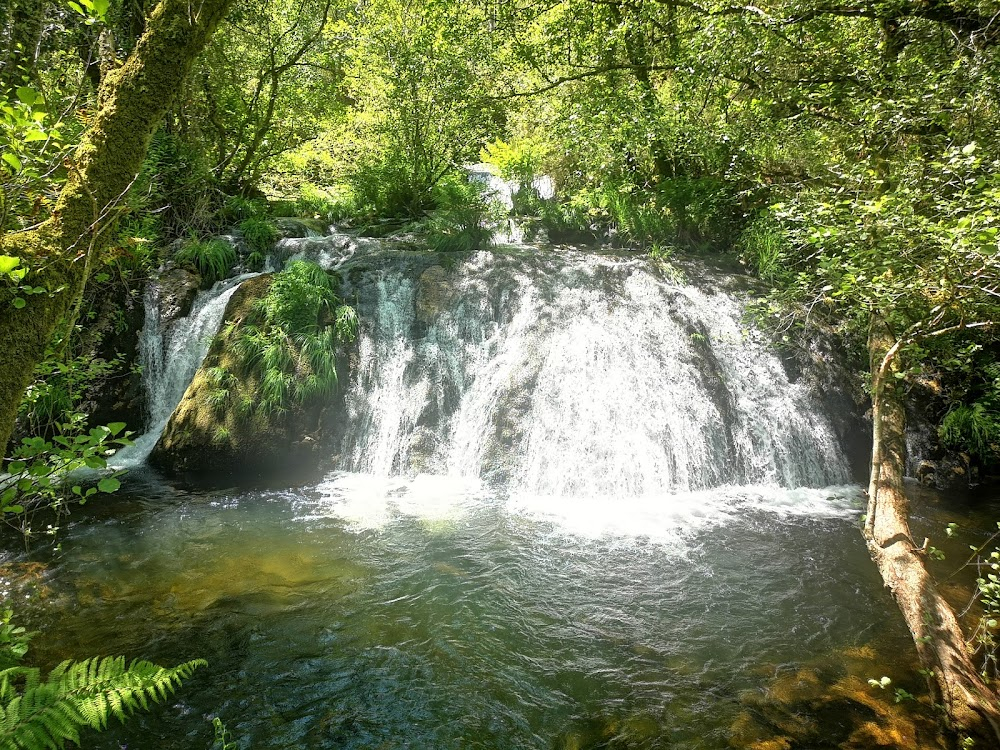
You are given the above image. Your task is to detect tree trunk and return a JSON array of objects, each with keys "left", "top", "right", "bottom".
[
  {"left": 865, "top": 317, "right": 1000, "bottom": 746},
  {"left": 0, "top": 0, "right": 234, "bottom": 454}
]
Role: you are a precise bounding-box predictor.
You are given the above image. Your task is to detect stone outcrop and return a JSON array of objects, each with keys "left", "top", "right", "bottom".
[
  {"left": 153, "top": 264, "right": 201, "bottom": 322},
  {"left": 149, "top": 274, "right": 344, "bottom": 480}
]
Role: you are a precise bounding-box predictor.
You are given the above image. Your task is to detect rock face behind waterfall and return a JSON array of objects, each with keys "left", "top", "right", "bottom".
[{"left": 149, "top": 274, "right": 341, "bottom": 479}]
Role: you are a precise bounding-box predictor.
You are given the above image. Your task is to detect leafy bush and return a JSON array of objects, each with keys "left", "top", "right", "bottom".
[
  {"left": 220, "top": 194, "right": 267, "bottom": 224},
  {"left": 239, "top": 216, "right": 279, "bottom": 256},
  {"left": 2, "top": 421, "right": 129, "bottom": 539},
  {"left": 17, "top": 352, "right": 122, "bottom": 439},
  {"left": 424, "top": 176, "right": 501, "bottom": 252},
  {"left": 347, "top": 156, "right": 431, "bottom": 220},
  {"left": 940, "top": 402, "right": 1000, "bottom": 461},
  {"left": 480, "top": 137, "right": 549, "bottom": 202},
  {"left": 295, "top": 184, "right": 345, "bottom": 221},
  {"left": 176, "top": 238, "right": 237, "bottom": 285},
  {"left": 132, "top": 131, "right": 220, "bottom": 239},
  {"left": 739, "top": 216, "right": 792, "bottom": 284}
]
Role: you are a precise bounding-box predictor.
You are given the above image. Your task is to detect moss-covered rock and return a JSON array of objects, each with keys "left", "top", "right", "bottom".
[{"left": 149, "top": 273, "right": 348, "bottom": 480}]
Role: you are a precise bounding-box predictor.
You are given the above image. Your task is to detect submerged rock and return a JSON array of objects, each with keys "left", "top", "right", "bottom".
[{"left": 729, "top": 645, "right": 943, "bottom": 750}]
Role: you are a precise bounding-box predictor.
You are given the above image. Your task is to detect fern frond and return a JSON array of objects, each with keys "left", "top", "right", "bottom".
[{"left": 0, "top": 657, "right": 206, "bottom": 750}]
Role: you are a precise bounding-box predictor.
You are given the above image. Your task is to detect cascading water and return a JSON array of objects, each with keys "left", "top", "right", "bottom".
[
  {"left": 14, "top": 232, "right": 938, "bottom": 750},
  {"left": 111, "top": 272, "right": 257, "bottom": 467},
  {"left": 334, "top": 249, "right": 849, "bottom": 496}
]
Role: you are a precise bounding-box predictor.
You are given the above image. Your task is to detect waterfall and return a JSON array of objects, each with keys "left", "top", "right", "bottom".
[
  {"left": 114, "top": 233, "right": 850, "bottom": 494},
  {"left": 336, "top": 249, "right": 849, "bottom": 494},
  {"left": 111, "top": 273, "right": 257, "bottom": 467}
]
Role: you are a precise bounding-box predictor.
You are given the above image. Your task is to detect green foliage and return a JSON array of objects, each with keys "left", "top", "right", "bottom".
[
  {"left": 239, "top": 217, "right": 279, "bottom": 256},
  {"left": 940, "top": 404, "right": 1000, "bottom": 462},
  {"left": 228, "top": 261, "right": 357, "bottom": 415},
  {"left": 0, "top": 256, "right": 47, "bottom": 311},
  {"left": 0, "top": 612, "right": 31, "bottom": 672},
  {"left": 972, "top": 536, "right": 1000, "bottom": 680},
  {"left": 295, "top": 184, "right": 347, "bottom": 221},
  {"left": 219, "top": 195, "right": 267, "bottom": 225},
  {"left": 132, "top": 131, "right": 221, "bottom": 239},
  {"left": 18, "top": 351, "right": 121, "bottom": 439},
  {"left": 481, "top": 138, "right": 547, "bottom": 189},
  {"left": 739, "top": 216, "right": 792, "bottom": 285},
  {"left": 176, "top": 238, "right": 237, "bottom": 285},
  {"left": 346, "top": 155, "right": 432, "bottom": 220},
  {"left": 0, "top": 653, "right": 206, "bottom": 750},
  {"left": 212, "top": 717, "right": 238, "bottom": 750},
  {"left": 424, "top": 176, "right": 501, "bottom": 253},
  {"left": 1, "top": 420, "right": 129, "bottom": 540}
]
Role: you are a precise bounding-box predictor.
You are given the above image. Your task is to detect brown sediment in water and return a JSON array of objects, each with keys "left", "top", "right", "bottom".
[
  {"left": 0, "top": 560, "right": 51, "bottom": 601},
  {"left": 729, "top": 645, "right": 943, "bottom": 749}
]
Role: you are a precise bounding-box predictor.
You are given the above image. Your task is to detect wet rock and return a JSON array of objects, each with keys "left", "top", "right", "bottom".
[
  {"left": 149, "top": 275, "right": 347, "bottom": 481},
  {"left": 275, "top": 217, "right": 328, "bottom": 238},
  {"left": 415, "top": 264, "right": 458, "bottom": 324},
  {"left": 81, "top": 282, "right": 146, "bottom": 431},
  {"left": 154, "top": 265, "right": 201, "bottom": 323}
]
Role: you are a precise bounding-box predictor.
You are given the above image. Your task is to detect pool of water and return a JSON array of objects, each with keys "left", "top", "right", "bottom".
[{"left": 8, "top": 471, "right": 932, "bottom": 749}]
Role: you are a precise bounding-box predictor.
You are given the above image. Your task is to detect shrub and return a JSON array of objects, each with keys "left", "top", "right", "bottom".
[
  {"left": 347, "top": 156, "right": 431, "bottom": 219},
  {"left": 132, "top": 131, "right": 220, "bottom": 239},
  {"left": 239, "top": 216, "right": 279, "bottom": 256},
  {"left": 176, "top": 237, "right": 237, "bottom": 285},
  {"left": 295, "top": 184, "right": 339, "bottom": 220},
  {"left": 220, "top": 194, "right": 267, "bottom": 224},
  {"left": 940, "top": 402, "right": 1000, "bottom": 461},
  {"left": 739, "top": 216, "right": 792, "bottom": 284},
  {"left": 424, "top": 176, "right": 501, "bottom": 252}
]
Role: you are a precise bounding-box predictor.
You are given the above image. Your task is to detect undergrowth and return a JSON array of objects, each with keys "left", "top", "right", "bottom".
[
  {"left": 222, "top": 261, "right": 357, "bottom": 416},
  {"left": 176, "top": 238, "right": 237, "bottom": 285}
]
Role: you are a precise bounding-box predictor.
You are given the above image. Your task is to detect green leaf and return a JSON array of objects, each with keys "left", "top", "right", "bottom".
[
  {"left": 97, "top": 477, "right": 121, "bottom": 494},
  {"left": 107, "top": 422, "right": 126, "bottom": 436},
  {"left": 0, "top": 255, "right": 20, "bottom": 274},
  {"left": 24, "top": 130, "right": 47, "bottom": 142},
  {"left": 11, "top": 297, "right": 26, "bottom": 309},
  {"left": 1, "top": 153, "right": 22, "bottom": 172},
  {"left": 2, "top": 505, "right": 24, "bottom": 514},
  {"left": 15, "top": 86, "right": 36, "bottom": 105}
]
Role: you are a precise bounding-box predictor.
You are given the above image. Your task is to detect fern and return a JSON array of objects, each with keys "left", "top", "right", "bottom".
[{"left": 0, "top": 656, "right": 206, "bottom": 750}]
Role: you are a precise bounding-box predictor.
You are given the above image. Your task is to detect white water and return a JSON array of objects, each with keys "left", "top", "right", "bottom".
[
  {"left": 111, "top": 273, "right": 257, "bottom": 467},
  {"left": 116, "top": 237, "right": 852, "bottom": 535},
  {"left": 338, "top": 250, "right": 849, "bottom": 498}
]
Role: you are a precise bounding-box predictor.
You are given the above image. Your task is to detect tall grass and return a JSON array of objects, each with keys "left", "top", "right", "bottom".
[{"left": 175, "top": 237, "right": 237, "bottom": 284}]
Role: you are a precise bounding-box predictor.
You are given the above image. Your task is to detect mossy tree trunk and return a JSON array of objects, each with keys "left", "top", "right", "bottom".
[
  {"left": 865, "top": 316, "right": 1000, "bottom": 747},
  {"left": 0, "top": 0, "right": 234, "bottom": 453}
]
